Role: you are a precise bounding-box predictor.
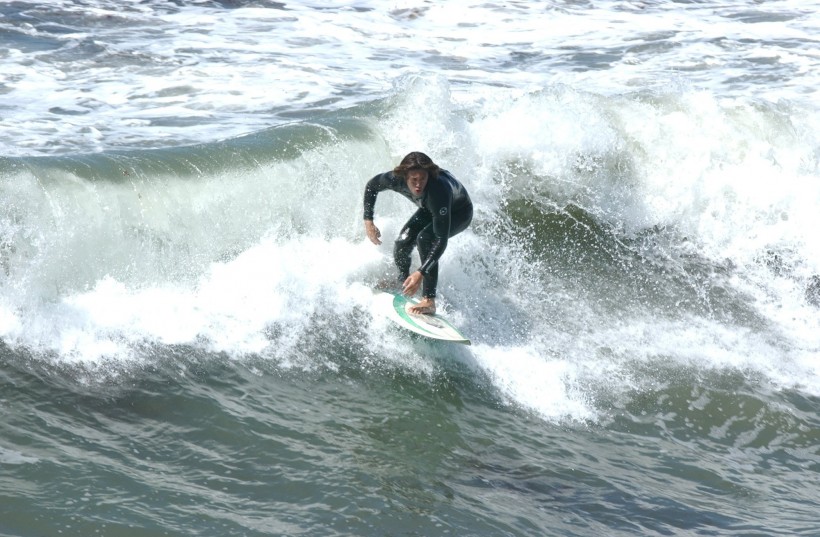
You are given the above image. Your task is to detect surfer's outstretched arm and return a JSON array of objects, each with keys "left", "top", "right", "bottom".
[
  {"left": 363, "top": 172, "right": 399, "bottom": 246},
  {"left": 364, "top": 219, "right": 381, "bottom": 245}
]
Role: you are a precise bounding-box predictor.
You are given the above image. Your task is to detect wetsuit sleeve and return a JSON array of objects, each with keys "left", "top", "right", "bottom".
[{"left": 363, "top": 172, "right": 393, "bottom": 220}]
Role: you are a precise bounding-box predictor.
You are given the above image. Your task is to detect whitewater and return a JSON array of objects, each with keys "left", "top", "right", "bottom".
[{"left": 1, "top": 1, "right": 818, "bottom": 536}]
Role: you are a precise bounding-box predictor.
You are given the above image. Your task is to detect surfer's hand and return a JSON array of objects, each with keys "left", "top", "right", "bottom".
[
  {"left": 402, "top": 271, "right": 423, "bottom": 296},
  {"left": 364, "top": 220, "right": 381, "bottom": 245}
]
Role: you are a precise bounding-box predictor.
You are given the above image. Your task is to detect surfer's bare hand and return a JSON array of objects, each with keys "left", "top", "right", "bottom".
[
  {"left": 402, "top": 271, "right": 423, "bottom": 297},
  {"left": 364, "top": 220, "right": 381, "bottom": 245}
]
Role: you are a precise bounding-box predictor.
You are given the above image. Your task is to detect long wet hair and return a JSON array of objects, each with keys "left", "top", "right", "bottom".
[{"left": 393, "top": 151, "right": 440, "bottom": 180}]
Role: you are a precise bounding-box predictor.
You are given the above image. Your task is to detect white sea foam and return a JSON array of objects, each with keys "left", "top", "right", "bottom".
[
  {"left": 1, "top": 236, "right": 382, "bottom": 362},
  {"left": 2, "top": 1, "right": 820, "bottom": 155}
]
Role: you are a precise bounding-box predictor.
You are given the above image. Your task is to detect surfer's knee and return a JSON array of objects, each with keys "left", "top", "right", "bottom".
[
  {"left": 394, "top": 226, "right": 414, "bottom": 249},
  {"left": 415, "top": 227, "right": 435, "bottom": 253}
]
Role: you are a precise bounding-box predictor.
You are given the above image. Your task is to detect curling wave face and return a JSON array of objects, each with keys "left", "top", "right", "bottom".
[{"left": 1, "top": 76, "right": 819, "bottom": 419}]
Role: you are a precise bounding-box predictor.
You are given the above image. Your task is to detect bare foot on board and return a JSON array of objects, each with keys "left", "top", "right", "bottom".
[{"left": 408, "top": 297, "right": 436, "bottom": 315}]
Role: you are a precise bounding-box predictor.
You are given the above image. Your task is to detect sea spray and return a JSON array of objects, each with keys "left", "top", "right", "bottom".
[{"left": 0, "top": 76, "right": 818, "bottom": 411}]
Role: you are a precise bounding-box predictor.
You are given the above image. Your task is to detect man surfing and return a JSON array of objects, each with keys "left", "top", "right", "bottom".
[{"left": 363, "top": 152, "right": 473, "bottom": 315}]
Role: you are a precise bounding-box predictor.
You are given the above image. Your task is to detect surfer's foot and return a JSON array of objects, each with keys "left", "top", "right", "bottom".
[{"left": 408, "top": 297, "right": 436, "bottom": 315}]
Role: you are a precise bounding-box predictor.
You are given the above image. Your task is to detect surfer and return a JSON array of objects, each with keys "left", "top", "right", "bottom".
[{"left": 363, "top": 152, "right": 473, "bottom": 315}]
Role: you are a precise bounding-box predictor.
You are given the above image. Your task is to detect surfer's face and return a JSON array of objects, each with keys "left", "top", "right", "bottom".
[{"left": 406, "top": 169, "right": 428, "bottom": 196}]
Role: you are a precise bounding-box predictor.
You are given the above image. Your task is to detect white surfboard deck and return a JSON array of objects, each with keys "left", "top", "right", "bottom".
[{"left": 373, "top": 291, "right": 471, "bottom": 345}]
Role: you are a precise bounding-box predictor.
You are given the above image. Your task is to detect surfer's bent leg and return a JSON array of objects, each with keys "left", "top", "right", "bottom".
[
  {"left": 416, "top": 225, "right": 439, "bottom": 298},
  {"left": 416, "top": 203, "right": 473, "bottom": 299},
  {"left": 394, "top": 209, "right": 431, "bottom": 281}
]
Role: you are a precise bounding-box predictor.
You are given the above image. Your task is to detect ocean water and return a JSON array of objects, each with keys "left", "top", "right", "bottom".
[{"left": 1, "top": 1, "right": 819, "bottom": 535}]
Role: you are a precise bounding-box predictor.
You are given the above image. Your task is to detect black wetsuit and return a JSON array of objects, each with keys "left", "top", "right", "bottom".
[{"left": 363, "top": 169, "right": 473, "bottom": 298}]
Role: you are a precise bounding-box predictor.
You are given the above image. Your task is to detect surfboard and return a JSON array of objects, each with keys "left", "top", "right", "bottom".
[{"left": 373, "top": 291, "right": 471, "bottom": 345}]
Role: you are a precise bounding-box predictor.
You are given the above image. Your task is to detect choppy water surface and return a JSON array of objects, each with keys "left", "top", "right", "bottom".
[{"left": 1, "top": 1, "right": 819, "bottom": 536}]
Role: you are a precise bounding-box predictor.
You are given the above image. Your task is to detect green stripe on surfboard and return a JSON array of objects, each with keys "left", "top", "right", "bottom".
[
  {"left": 389, "top": 293, "right": 471, "bottom": 344},
  {"left": 391, "top": 294, "right": 441, "bottom": 338}
]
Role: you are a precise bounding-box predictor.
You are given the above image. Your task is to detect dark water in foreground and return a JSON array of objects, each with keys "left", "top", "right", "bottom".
[{"left": 2, "top": 341, "right": 818, "bottom": 536}]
